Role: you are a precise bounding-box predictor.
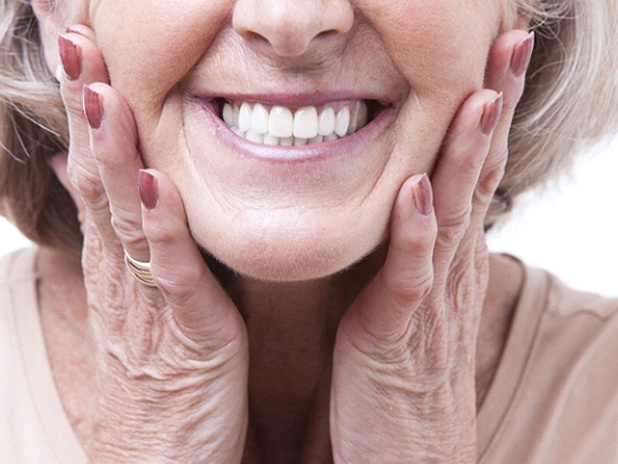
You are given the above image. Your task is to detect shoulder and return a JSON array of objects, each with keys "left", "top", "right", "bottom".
[
  {"left": 520, "top": 266, "right": 618, "bottom": 389},
  {"left": 479, "top": 265, "right": 618, "bottom": 463},
  {"left": 519, "top": 264, "right": 618, "bottom": 331},
  {"left": 0, "top": 247, "right": 39, "bottom": 316},
  {"left": 542, "top": 269, "right": 618, "bottom": 320},
  {"left": 0, "top": 247, "right": 39, "bottom": 286}
]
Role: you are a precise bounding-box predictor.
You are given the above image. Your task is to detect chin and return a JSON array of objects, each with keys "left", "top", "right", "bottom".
[{"left": 197, "top": 228, "right": 379, "bottom": 282}]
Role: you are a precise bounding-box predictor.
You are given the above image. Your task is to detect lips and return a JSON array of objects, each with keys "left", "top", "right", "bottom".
[{"left": 196, "top": 97, "right": 392, "bottom": 147}]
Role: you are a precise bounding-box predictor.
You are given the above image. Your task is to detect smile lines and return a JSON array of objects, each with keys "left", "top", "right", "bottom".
[{"left": 220, "top": 100, "right": 369, "bottom": 146}]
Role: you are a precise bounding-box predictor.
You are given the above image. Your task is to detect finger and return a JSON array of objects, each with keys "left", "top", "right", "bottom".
[
  {"left": 344, "top": 175, "right": 437, "bottom": 344},
  {"left": 473, "top": 30, "right": 534, "bottom": 224},
  {"left": 139, "top": 170, "right": 244, "bottom": 345},
  {"left": 57, "top": 29, "right": 114, "bottom": 246},
  {"left": 84, "top": 83, "right": 148, "bottom": 261},
  {"left": 430, "top": 90, "right": 502, "bottom": 272}
]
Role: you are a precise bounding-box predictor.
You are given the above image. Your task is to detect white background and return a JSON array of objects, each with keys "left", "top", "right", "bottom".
[{"left": 1, "top": 136, "right": 617, "bottom": 297}]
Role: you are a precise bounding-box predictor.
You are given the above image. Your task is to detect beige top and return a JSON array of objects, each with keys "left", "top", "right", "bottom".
[
  {"left": 0, "top": 248, "right": 88, "bottom": 463},
  {"left": 1, "top": 247, "right": 617, "bottom": 463}
]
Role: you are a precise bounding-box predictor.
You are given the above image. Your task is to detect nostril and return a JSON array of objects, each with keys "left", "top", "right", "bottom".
[
  {"left": 246, "top": 31, "right": 270, "bottom": 48},
  {"left": 243, "top": 28, "right": 311, "bottom": 58},
  {"left": 316, "top": 30, "right": 340, "bottom": 41}
]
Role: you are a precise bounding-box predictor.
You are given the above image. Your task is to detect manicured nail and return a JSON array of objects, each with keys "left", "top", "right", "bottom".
[
  {"left": 54, "top": 65, "right": 63, "bottom": 82},
  {"left": 413, "top": 174, "right": 433, "bottom": 216},
  {"left": 510, "top": 32, "right": 535, "bottom": 77},
  {"left": 138, "top": 170, "right": 159, "bottom": 210},
  {"left": 57, "top": 35, "right": 82, "bottom": 81},
  {"left": 481, "top": 93, "right": 503, "bottom": 136},
  {"left": 83, "top": 86, "right": 104, "bottom": 129},
  {"left": 65, "top": 26, "right": 87, "bottom": 37}
]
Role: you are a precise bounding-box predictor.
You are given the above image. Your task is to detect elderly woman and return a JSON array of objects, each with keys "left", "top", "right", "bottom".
[{"left": 1, "top": 0, "right": 618, "bottom": 462}]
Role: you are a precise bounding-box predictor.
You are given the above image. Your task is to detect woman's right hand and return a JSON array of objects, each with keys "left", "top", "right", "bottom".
[{"left": 55, "top": 26, "right": 249, "bottom": 463}]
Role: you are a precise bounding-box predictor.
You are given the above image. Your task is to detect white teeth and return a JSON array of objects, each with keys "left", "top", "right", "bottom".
[
  {"left": 245, "top": 129, "right": 263, "bottom": 144},
  {"left": 318, "top": 107, "right": 336, "bottom": 136},
  {"left": 280, "top": 136, "right": 294, "bottom": 146},
  {"left": 251, "top": 103, "right": 270, "bottom": 134},
  {"left": 348, "top": 101, "right": 368, "bottom": 135},
  {"left": 238, "top": 102, "right": 252, "bottom": 132},
  {"left": 221, "top": 100, "right": 370, "bottom": 146},
  {"left": 269, "top": 106, "right": 294, "bottom": 138},
  {"left": 263, "top": 133, "right": 280, "bottom": 145},
  {"left": 293, "top": 106, "right": 319, "bottom": 139},
  {"left": 335, "top": 106, "right": 350, "bottom": 137},
  {"left": 222, "top": 103, "right": 235, "bottom": 127}
]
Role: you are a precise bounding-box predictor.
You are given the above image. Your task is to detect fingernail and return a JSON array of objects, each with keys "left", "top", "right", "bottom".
[
  {"left": 83, "top": 85, "right": 104, "bottom": 129},
  {"left": 54, "top": 65, "right": 63, "bottom": 83},
  {"left": 510, "top": 31, "right": 535, "bottom": 77},
  {"left": 138, "top": 170, "right": 159, "bottom": 210},
  {"left": 65, "top": 26, "right": 87, "bottom": 37},
  {"left": 57, "top": 35, "right": 82, "bottom": 81},
  {"left": 481, "top": 93, "right": 503, "bottom": 136},
  {"left": 413, "top": 174, "right": 433, "bottom": 216}
]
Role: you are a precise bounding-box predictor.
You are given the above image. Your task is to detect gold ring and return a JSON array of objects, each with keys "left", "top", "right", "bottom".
[{"left": 124, "top": 251, "right": 156, "bottom": 287}]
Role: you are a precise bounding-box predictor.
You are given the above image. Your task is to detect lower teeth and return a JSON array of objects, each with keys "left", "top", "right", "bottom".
[{"left": 230, "top": 128, "right": 345, "bottom": 146}]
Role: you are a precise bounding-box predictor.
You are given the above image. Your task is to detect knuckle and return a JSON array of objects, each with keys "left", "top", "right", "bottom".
[
  {"left": 68, "top": 163, "right": 104, "bottom": 202},
  {"left": 61, "top": 90, "right": 86, "bottom": 117},
  {"left": 456, "top": 145, "right": 485, "bottom": 176},
  {"left": 110, "top": 213, "right": 144, "bottom": 247},
  {"left": 446, "top": 262, "right": 476, "bottom": 313},
  {"left": 437, "top": 207, "right": 471, "bottom": 248},
  {"left": 475, "top": 150, "right": 509, "bottom": 209},
  {"left": 155, "top": 266, "right": 206, "bottom": 300},
  {"left": 384, "top": 267, "right": 434, "bottom": 303},
  {"left": 144, "top": 223, "right": 176, "bottom": 247}
]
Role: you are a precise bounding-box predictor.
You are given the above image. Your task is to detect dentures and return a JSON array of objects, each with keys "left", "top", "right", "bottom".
[{"left": 221, "top": 101, "right": 369, "bottom": 146}]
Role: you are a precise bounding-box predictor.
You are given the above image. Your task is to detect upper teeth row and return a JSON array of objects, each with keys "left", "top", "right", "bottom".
[{"left": 222, "top": 101, "right": 368, "bottom": 146}]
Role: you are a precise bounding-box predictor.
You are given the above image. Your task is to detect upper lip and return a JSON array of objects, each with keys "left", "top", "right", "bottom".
[{"left": 188, "top": 87, "right": 404, "bottom": 109}]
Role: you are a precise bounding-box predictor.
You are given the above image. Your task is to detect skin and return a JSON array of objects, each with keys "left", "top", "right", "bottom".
[{"left": 33, "top": 0, "right": 530, "bottom": 462}]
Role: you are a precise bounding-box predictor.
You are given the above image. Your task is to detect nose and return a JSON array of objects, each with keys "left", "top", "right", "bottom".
[{"left": 232, "top": 0, "right": 354, "bottom": 59}]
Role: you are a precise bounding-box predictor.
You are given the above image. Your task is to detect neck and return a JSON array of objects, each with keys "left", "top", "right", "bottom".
[{"left": 219, "top": 250, "right": 384, "bottom": 463}]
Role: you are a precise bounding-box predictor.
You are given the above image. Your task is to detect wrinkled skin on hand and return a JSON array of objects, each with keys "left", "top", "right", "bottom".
[
  {"left": 56, "top": 26, "right": 249, "bottom": 463},
  {"left": 53, "top": 24, "right": 531, "bottom": 464},
  {"left": 331, "top": 31, "right": 532, "bottom": 463}
]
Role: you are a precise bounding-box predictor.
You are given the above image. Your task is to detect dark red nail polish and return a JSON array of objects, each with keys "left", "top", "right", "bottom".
[
  {"left": 57, "top": 35, "right": 82, "bottom": 81},
  {"left": 481, "top": 93, "right": 503, "bottom": 136},
  {"left": 510, "top": 32, "right": 535, "bottom": 77},
  {"left": 83, "top": 86, "right": 104, "bottom": 129},
  {"left": 414, "top": 174, "right": 433, "bottom": 216},
  {"left": 138, "top": 170, "right": 159, "bottom": 210}
]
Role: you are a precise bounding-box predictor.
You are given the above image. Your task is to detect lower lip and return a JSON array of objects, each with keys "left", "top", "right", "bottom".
[{"left": 192, "top": 98, "right": 396, "bottom": 164}]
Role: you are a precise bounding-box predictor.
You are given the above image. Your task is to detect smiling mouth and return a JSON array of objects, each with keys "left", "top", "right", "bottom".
[{"left": 216, "top": 99, "right": 385, "bottom": 147}]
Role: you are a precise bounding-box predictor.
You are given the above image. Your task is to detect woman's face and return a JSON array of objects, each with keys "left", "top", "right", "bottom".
[{"left": 62, "top": 0, "right": 517, "bottom": 280}]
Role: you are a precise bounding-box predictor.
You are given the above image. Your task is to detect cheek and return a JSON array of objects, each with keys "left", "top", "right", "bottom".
[
  {"left": 91, "top": 1, "right": 231, "bottom": 121},
  {"left": 359, "top": 0, "right": 499, "bottom": 98},
  {"left": 356, "top": 0, "right": 500, "bottom": 178}
]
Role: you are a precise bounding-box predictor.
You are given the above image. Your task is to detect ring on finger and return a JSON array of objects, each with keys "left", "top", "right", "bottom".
[{"left": 124, "top": 251, "right": 156, "bottom": 287}]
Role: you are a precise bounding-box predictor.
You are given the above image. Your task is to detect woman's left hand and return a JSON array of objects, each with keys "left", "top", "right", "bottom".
[{"left": 331, "top": 30, "right": 533, "bottom": 463}]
